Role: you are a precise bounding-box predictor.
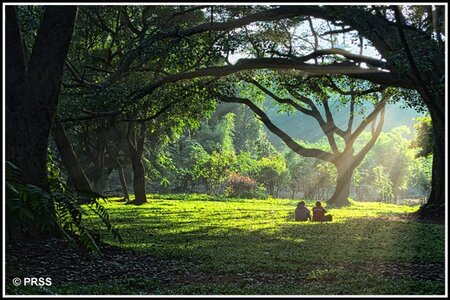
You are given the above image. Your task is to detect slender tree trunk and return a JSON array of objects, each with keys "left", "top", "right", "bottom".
[
  {"left": 109, "top": 149, "right": 130, "bottom": 202},
  {"left": 126, "top": 123, "right": 147, "bottom": 205},
  {"left": 116, "top": 158, "right": 130, "bottom": 202},
  {"left": 131, "top": 155, "right": 146, "bottom": 204},
  {"left": 416, "top": 106, "right": 445, "bottom": 222},
  {"left": 111, "top": 121, "right": 148, "bottom": 205},
  {"left": 91, "top": 127, "right": 107, "bottom": 193},
  {"left": 52, "top": 122, "right": 93, "bottom": 192},
  {"left": 104, "top": 126, "right": 130, "bottom": 201},
  {"left": 328, "top": 164, "right": 353, "bottom": 207}
]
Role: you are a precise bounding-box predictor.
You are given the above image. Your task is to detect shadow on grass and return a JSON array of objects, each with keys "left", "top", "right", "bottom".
[
  {"left": 6, "top": 198, "right": 445, "bottom": 296},
  {"left": 96, "top": 204, "right": 444, "bottom": 268}
]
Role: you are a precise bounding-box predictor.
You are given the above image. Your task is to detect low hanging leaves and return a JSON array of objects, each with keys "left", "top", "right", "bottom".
[{"left": 5, "top": 158, "right": 122, "bottom": 253}]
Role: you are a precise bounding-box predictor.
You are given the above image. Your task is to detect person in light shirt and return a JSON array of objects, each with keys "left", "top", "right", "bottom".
[{"left": 295, "top": 201, "right": 311, "bottom": 221}]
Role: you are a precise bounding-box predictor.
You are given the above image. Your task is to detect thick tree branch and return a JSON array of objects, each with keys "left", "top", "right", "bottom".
[
  {"left": 220, "top": 96, "right": 334, "bottom": 162},
  {"left": 308, "top": 17, "right": 319, "bottom": 59},
  {"left": 136, "top": 123, "right": 147, "bottom": 157},
  {"left": 324, "top": 76, "right": 385, "bottom": 96},
  {"left": 286, "top": 86, "right": 347, "bottom": 139},
  {"left": 27, "top": 7, "right": 78, "bottom": 80},
  {"left": 321, "top": 98, "right": 340, "bottom": 153},
  {"left": 248, "top": 78, "right": 342, "bottom": 154},
  {"left": 122, "top": 9, "right": 142, "bottom": 37},
  {"left": 347, "top": 95, "right": 356, "bottom": 137},
  {"left": 126, "top": 121, "right": 137, "bottom": 153},
  {"left": 57, "top": 111, "right": 120, "bottom": 123},
  {"left": 246, "top": 79, "right": 314, "bottom": 116},
  {"left": 64, "top": 60, "right": 97, "bottom": 87},
  {"left": 299, "top": 48, "right": 387, "bottom": 69},
  {"left": 346, "top": 94, "right": 388, "bottom": 149},
  {"left": 120, "top": 102, "right": 173, "bottom": 123},
  {"left": 269, "top": 47, "right": 387, "bottom": 69},
  {"left": 320, "top": 27, "right": 354, "bottom": 36},
  {"left": 103, "top": 6, "right": 326, "bottom": 86},
  {"left": 130, "top": 57, "right": 412, "bottom": 108},
  {"left": 353, "top": 105, "right": 385, "bottom": 166}
]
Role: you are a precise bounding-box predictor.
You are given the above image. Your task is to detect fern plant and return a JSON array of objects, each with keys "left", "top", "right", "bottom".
[
  {"left": 6, "top": 161, "right": 58, "bottom": 239},
  {"left": 6, "top": 154, "right": 122, "bottom": 253}
]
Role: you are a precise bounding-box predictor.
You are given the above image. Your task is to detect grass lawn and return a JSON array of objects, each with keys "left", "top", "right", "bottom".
[{"left": 5, "top": 195, "right": 446, "bottom": 295}]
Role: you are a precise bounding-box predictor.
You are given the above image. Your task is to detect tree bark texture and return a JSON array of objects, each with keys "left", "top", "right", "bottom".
[
  {"left": 6, "top": 6, "right": 77, "bottom": 240},
  {"left": 6, "top": 6, "right": 77, "bottom": 189},
  {"left": 52, "top": 122, "right": 93, "bottom": 192}
]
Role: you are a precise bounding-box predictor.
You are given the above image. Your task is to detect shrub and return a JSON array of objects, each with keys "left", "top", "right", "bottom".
[
  {"left": 5, "top": 156, "right": 121, "bottom": 253},
  {"left": 225, "top": 172, "right": 266, "bottom": 199}
]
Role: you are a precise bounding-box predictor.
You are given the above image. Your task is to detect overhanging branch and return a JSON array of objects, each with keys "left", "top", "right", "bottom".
[
  {"left": 220, "top": 95, "right": 334, "bottom": 162},
  {"left": 346, "top": 94, "right": 388, "bottom": 149},
  {"left": 130, "top": 57, "right": 412, "bottom": 108}
]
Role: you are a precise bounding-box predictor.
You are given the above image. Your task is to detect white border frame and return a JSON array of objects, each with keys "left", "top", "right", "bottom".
[{"left": 2, "top": 2, "right": 448, "bottom": 298}]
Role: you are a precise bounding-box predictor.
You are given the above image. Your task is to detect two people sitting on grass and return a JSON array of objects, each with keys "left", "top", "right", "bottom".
[{"left": 295, "top": 201, "right": 332, "bottom": 222}]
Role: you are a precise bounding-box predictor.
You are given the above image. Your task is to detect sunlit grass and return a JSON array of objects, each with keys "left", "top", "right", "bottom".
[
  {"left": 87, "top": 195, "right": 443, "bottom": 264},
  {"left": 61, "top": 195, "right": 445, "bottom": 294}
]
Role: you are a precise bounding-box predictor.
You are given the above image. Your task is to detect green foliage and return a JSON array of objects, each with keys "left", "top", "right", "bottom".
[
  {"left": 233, "top": 152, "right": 260, "bottom": 177},
  {"left": 6, "top": 161, "right": 58, "bottom": 238},
  {"left": 156, "top": 104, "right": 284, "bottom": 196},
  {"left": 411, "top": 115, "right": 433, "bottom": 157},
  {"left": 197, "top": 150, "right": 237, "bottom": 193},
  {"left": 408, "top": 156, "right": 432, "bottom": 200},
  {"left": 256, "top": 155, "right": 288, "bottom": 195},
  {"left": 372, "top": 165, "right": 394, "bottom": 202},
  {"left": 354, "top": 127, "right": 418, "bottom": 202},
  {"left": 217, "top": 113, "right": 236, "bottom": 155},
  {"left": 6, "top": 155, "right": 121, "bottom": 253}
]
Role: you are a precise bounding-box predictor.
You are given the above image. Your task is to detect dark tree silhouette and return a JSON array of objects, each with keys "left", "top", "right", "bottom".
[{"left": 6, "top": 6, "right": 77, "bottom": 189}]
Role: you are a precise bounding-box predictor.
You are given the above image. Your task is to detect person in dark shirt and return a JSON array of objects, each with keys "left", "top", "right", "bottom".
[
  {"left": 312, "top": 201, "right": 332, "bottom": 222},
  {"left": 295, "top": 201, "right": 311, "bottom": 221}
]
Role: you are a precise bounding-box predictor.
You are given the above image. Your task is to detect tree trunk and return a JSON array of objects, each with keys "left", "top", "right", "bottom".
[
  {"left": 416, "top": 107, "right": 445, "bottom": 222},
  {"left": 131, "top": 155, "right": 147, "bottom": 204},
  {"left": 268, "top": 185, "right": 274, "bottom": 196},
  {"left": 92, "top": 127, "right": 107, "bottom": 193},
  {"left": 52, "top": 122, "right": 93, "bottom": 192},
  {"left": 328, "top": 164, "right": 353, "bottom": 207},
  {"left": 104, "top": 127, "right": 130, "bottom": 202},
  {"left": 6, "top": 6, "right": 77, "bottom": 240},
  {"left": 119, "top": 122, "right": 148, "bottom": 205},
  {"left": 116, "top": 158, "right": 130, "bottom": 202},
  {"left": 6, "top": 6, "right": 77, "bottom": 189}
]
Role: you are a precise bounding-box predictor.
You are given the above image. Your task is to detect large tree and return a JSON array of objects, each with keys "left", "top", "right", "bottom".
[
  {"left": 6, "top": 6, "right": 78, "bottom": 189},
  {"left": 322, "top": 5, "right": 445, "bottom": 220},
  {"left": 117, "top": 5, "right": 443, "bottom": 219},
  {"left": 220, "top": 74, "right": 389, "bottom": 206}
]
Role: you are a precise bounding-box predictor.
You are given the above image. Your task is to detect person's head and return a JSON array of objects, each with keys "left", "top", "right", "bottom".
[
  {"left": 315, "top": 201, "right": 322, "bottom": 207},
  {"left": 298, "top": 201, "right": 305, "bottom": 207}
]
